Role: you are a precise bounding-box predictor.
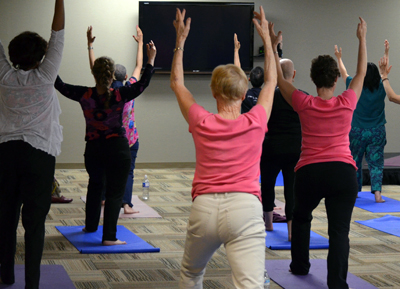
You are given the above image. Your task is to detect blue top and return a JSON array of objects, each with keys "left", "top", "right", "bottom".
[{"left": 346, "top": 76, "right": 386, "bottom": 128}]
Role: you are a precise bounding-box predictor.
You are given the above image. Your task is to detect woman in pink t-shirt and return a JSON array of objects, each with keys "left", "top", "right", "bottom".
[
  {"left": 270, "top": 19, "right": 367, "bottom": 289},
  {"left": 170, "top": 7, "right": 277, "bottom": 289}
]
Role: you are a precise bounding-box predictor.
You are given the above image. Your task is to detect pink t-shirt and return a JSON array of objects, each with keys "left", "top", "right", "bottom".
[
  {"left": 188, "top": 103, "right": 268, "bottom": 201},
  {"left": 292, "top": 89, "right": 357, "bottom": 171}
]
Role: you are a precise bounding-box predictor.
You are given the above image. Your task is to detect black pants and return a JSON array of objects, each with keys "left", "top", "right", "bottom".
[
  {"left": 260, "top": 138, "right": 300, "bottom": 220},
  {"left": 0, "top": 141, "right": 55, "bottom": 289},
  {"left": 84, "top": 137, "right": 131, "bottom": 241},
  {"left": 290, "top": 162, "right": 358, "bottom": 289}
]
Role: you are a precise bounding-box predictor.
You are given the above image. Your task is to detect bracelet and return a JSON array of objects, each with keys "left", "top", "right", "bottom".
[
  {"left": 273, "top": 51, "right": 278, "bottom": 54},
  {"left": 88, "top": 46, "right": 94, "bottom": 50},
  {"left": 174, "top": 47, "right": 184, "bottom": 53},
  {"left": 382, "top": 78, "right": 389, "bottom": 82}
]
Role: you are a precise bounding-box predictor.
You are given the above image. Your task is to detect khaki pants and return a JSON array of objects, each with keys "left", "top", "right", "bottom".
[{"left": 179, "top": 193, "right": 266, "bottom": 289}]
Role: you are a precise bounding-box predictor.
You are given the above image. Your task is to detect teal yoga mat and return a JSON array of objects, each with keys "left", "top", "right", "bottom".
[{"left": 56, "top": 225, "right": 160, "bottom": 254}]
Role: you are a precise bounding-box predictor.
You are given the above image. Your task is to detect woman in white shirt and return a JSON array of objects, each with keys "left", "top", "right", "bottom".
[{"left": 0, "top": 1, "right": 64, "bottom": 288}]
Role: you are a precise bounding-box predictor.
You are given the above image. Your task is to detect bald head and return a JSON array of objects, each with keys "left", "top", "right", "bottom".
[{"left": 280, "top": 58, "right": 295, "bottom": 82}]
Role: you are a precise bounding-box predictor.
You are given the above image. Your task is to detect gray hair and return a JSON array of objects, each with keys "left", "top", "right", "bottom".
[{"left": 114, "top": 64, "right": 127, "bottom": 81}]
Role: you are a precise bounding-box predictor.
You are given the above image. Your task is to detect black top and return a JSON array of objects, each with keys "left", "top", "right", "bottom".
[{"left": 241, "top": 87, "right": 261, "bottom": 114}]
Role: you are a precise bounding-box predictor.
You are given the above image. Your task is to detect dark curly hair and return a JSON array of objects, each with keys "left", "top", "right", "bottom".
[
  {"left": 92, "top": 57, "right": 115, "bottom": 108},
  {"left": 8, "top": 31, "right": 48, "bottom": 70},
  {"left": 310, "top": 55, "right": 340, "bottom": 89},
  {"left": 249, "top": 66, "right": 264, "bottom": 88},
  {"left": 363, "top": 62, "right": 381, "bottom": 92}
]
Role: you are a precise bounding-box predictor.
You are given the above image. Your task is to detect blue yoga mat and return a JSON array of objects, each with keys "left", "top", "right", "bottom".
[
  {"left": 56, "top": 225, "right": 160, "bottom": 254},
  {"left": 0, "top": 265, "right": 75, "bottom": 289},
  {"left": 265, "top": 223, "right": 329, "bottom": 250},
  {"left": 356, "top": 215, "right": 400, "bottom": 236},
  {"left": 259, "top": 171, "right": 284, "bottom": 186},
  {"left": 265, "top": 259, "right": 377, "bottom": 289},
  {"left": 354, "top": 191, "right": 400, "bottom": 213}
]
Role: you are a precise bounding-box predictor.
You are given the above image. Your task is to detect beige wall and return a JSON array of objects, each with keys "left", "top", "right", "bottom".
[{"left": 1, "top": 0, "right": 400, "bottom": 164}]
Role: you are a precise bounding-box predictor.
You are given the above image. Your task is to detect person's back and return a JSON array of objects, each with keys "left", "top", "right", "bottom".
[
  {"left": 241, "top": 66, "right": 263, "bottom": 113},
  {"left": 0, "top": 29, "right": 64, "bottom": 156},
  {"left": 190, "top": 103, "right": 267, "bottom": 199}
]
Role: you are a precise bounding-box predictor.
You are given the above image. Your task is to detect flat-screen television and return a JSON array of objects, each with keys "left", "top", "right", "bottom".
[{"left": 139, "top": 1, "right": 254, "bottom": 74}]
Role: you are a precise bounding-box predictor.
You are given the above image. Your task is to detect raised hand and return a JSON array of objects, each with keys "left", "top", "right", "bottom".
[
  {"left": 87, "top": 26, "right": 96, "bottom": 46},
  {"left": 173, "top": 8, "right": 191, "bottom": 47},
  {"left": 253, "top": 6, "right": 270, "bottom": 43},
  {"left": 146, "top": 40, "right": 156, "bottom": 65},
  {"left": 133, "top": 25, "right": 143, "bottom": 44},
  {"left": 379, "top": 57, "right": 391, "bottom": 78},
  {"left": 356, "top": 17, "right": 367, "bottom": 40},
  {"left": 234, "top": 33, "right": 240, "bottom": 51},
  {"left": 268, "top": 22, "right": 282, "bottom": 49},
  {"left": 334, "top": 45, "right": 342, "bottom": 59}
]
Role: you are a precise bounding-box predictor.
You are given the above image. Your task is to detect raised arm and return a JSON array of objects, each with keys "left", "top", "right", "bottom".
[
  {"left": 234, "top": 33, "right": 241, "bottom": 68},
  {"left": 253, "top": 7, "right": 277, "bottom": 116},
  {"left": 170, "top": 8, "right": 195, "bottom": 124},
  {"left": 131, "top": 26, "right": 144, "bottom": 80},
  {"left": 334, "top": 45, "right": 349, "bottom": 84},
  {"left": 379, "top": 56, "right": 400, "bottom": 104},
  {"left": 270, "top": 23, "right": 296, "bottom": 106},
  {"left": 348, "top": 17, "right": 367, "bottom": 99},
  {"left": 52, "top": 0, "right": 65, "bottom": 31},
  {"left": 87, "top": 26, "right": 96, "bottom": 70}
]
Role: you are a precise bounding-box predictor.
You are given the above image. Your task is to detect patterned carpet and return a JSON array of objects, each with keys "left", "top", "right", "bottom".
[{"left": 15, "top": 168, "right": 400, "bottom": 288}]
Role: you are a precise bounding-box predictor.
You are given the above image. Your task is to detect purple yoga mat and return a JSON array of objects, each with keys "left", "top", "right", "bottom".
[
  {"left": 0, "top": 265, "right": 75, "bottom": 289},
  {"left": 384, "top": 155, "right": 400, "bottom": 167},
  {"left": 265, "top": 259, "right": 377, "bottom": 289}
]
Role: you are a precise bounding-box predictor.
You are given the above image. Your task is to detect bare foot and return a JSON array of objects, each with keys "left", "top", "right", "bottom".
[
  {"left": 102, "top": 239, "right": 127, "bottom": 246},
  {"left": 374, "top": 191, "right": 385, "bottom": 203},
  {"left": 123, "top": 204, "right": 139, "bottom": 214},
  {"left": 287, "top": 220, "right": 292, "bottom": 241},
  {"left": 264, "top": 211, "right": 274, "bottom": 231}
]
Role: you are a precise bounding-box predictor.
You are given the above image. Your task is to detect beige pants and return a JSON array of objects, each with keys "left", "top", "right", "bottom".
[{"left": 179, "top": 193, "right": 266, "bottom": 289}]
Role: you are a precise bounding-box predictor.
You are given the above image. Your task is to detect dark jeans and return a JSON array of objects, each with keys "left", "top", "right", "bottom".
[
  {"left": 0, "top": 141, "right": 55, "bottom": 289},
  {"left": 84, "top": 137, "right": 131, "bottom": 241},
  {"left": 123, "top": 140, "right": 139, "bottom": 207},
  {"left": 260, "top": 138, "right": 301, "bottom": 220},
  {"left": 290, "top": 162, "right": 358, "bottom": 289}
]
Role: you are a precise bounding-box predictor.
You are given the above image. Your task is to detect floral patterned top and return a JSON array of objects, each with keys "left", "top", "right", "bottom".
[
  {"left": 118, "top": 77, "right": 138, "bottom": 147},
  {"left": 55, "top": 64, "right": 154, "bottom": 141}
]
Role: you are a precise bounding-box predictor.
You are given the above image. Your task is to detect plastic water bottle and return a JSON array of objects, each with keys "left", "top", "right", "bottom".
[
  {"left": 142, "top": 175, "right": 150, "bottom": 201},
  {"left": 264, "top": 270, "right": 270, "bottom": 288}
]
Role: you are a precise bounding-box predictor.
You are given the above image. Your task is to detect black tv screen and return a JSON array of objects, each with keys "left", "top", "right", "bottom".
[{"left": 139, "top": 1, "right": 254, "bottom": 74}]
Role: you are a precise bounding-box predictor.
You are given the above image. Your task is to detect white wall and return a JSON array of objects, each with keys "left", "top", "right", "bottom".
[{"left": 1, "top": 0, "right": 400, "bottom": 164}]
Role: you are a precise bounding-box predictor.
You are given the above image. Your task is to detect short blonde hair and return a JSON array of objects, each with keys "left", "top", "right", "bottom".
[{"left": 210, "top": 64, "right": 248, "bottom": 101}]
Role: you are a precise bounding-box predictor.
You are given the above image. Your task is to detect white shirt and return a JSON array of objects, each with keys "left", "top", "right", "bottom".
[{"left": 0, "top": 29, "right": 64, "bottom": 157}]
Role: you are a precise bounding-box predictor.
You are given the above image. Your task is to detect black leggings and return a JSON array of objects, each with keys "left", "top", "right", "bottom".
[
  {"left": 290, "top": 162, "right": 358, "bottom": 289},
  {"left": 0, "top": 141, "right": 55, "bottom": 289},
  {"left": 260, "top": 138, "right": 300, "bottom": 220},
  {"left": 84, "top": 137, "right": 131, "bottom": 241}
]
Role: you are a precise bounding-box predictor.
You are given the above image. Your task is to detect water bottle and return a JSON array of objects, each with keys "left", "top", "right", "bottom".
[
  {"left": 264, "top": 270, "right": 270, "bottom": 289},
  {"left": 142, "top": 175, "right": 150, "bottom": 201}
]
